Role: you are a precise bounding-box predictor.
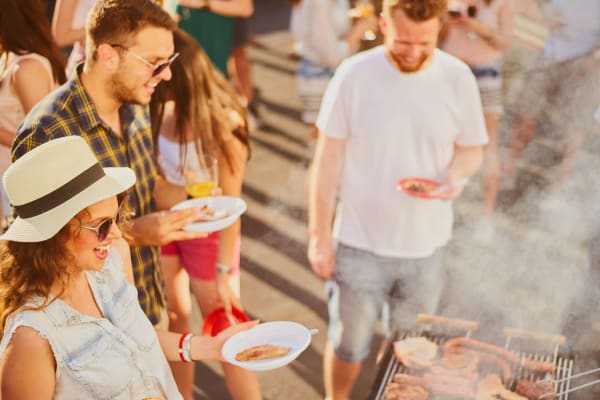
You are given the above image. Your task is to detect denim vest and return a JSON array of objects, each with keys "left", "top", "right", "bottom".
[{"left": 0, "top": 249, "right": 181, "bottom": 400}]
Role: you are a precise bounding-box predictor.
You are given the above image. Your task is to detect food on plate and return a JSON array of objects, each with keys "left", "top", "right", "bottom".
[
  {"left": 443, "top": 337, "right": 555, "bottom": 374},
  {"left": 384, "top": 381, "right": 429, "bottom": 400},
  {"left": 235, "top": 344, "right": 291, "bottom": 361},
  {"left": 404, "top": 181, "right": 434, "bottom": 193},
  {"left": 393, "top": 337, "right": 438, "bottom": 369},
  {"left": 195, "top": 204, "right": 229, "bottom": 222},
  {"left": 476, "top": 373, "right": 527, "bottom": 400},
  {"left": 515, "top": 379, "right": 556, "bottom": 400}
]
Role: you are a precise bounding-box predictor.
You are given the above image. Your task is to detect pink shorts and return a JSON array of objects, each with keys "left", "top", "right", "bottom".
[{"left": 161, "top": 232, "right": 241, "bottom": 281}]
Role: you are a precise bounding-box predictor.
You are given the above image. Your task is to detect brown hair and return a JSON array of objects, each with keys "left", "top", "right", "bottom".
[
  {"left": 0, "top": 0, "right": 66, "bottom": 84},
  {"left": 383, "top": 0, "right": 447, "bottom": 21},
  {"left": 0, "top": 222, "right": 75, "bottom": 333},
  {"left": 86, "top": 0, "right": 177, "bottom": 61},
  {"left": 150, "top": 29, "right": 250, "bottom": 174},
  {"left": 0, "top": 192, "right": 131, "bottom": 333}
]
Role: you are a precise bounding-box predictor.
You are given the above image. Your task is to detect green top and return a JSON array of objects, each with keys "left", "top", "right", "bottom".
[{"left": 176, "top": 6, "right": 234, "bottom": 76}]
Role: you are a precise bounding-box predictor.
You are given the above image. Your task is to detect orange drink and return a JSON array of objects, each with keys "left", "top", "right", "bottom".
[{"left": 186, "top": 181, "right": 217, "bottom": 198}]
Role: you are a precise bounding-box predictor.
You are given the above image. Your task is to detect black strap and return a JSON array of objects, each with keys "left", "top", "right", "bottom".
[{"left": 14, "top": 163, "right": 105, "bottom": 219}]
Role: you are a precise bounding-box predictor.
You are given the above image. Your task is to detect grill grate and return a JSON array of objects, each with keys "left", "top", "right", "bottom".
[{"left": 369, "top": 329, "right": 574, "bottom": 400}]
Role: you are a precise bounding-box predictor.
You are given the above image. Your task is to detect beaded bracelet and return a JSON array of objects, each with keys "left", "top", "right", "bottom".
[{"left": 178, "top": 332, "right": 193, "bottom": 363}]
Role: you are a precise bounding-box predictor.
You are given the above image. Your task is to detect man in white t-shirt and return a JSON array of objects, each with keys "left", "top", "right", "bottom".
[
  {"left": 307, "top": 0, "right": 488, "bottom": 398},
  {"left": 504, "top": 0, "right": 600, "bottom": 182}
]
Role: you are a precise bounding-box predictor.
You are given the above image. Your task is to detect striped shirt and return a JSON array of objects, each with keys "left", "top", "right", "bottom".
[{"left": 12, "top": 66, "right": 166, "bottom": 325}]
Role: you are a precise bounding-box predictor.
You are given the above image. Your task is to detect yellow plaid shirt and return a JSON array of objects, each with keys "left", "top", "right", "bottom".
[{"left": 13, "top": 67, "right": 166, "bottom": 324}]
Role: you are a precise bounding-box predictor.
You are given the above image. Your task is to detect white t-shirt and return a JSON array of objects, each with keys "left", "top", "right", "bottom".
[{"left": 317, "top": 46, "right": 488, "bottom": 258}]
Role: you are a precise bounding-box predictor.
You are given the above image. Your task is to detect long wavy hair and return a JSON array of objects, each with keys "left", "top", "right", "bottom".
[
  {"left": 0, "top": 221, "right": 75, "bottom": 333},
  {"left": 0, "top": 0, "right": 66, "bottom": 84},
  {"left": 0, "top": 192, "right": 131, "bottom": 333},
  {"left": 149, "top": 29, "right": 250, "bottom": 174}
]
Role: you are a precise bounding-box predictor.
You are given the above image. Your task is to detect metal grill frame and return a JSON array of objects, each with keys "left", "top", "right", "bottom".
[{"left": 368, "top": 331, "right": 574, "bottom": 400}]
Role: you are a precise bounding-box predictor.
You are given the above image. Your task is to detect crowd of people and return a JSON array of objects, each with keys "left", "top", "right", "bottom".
[{"left": 0, "top": 0, "right": 599, "bottom": 399}]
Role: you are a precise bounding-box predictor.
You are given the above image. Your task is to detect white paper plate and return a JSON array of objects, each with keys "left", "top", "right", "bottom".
[
  {"left": 170, "top": 196, "right": 247, "bottom": 233},
  {"left": 222, "top": 321, "right": 313, "bottom": 372}
]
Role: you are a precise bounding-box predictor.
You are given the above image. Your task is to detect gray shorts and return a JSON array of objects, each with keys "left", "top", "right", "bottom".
[
  {"left": 327, "top": 244, "right": 445, "bottom": 362},
  {"left": 471, "top": 62, "right": 503, "bottom": 115}
]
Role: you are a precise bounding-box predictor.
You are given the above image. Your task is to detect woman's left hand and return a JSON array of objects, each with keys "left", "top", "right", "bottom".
[{"left": 214, "top": 320, "right": 260, "bottom": 360}]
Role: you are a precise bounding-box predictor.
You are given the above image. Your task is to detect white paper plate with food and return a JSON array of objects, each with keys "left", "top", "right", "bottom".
[
  {"left": 170, "top": 196, "right": 247, "bottom": 232},
  {"left": 222, "top": 321, "right": 314, "bottom": 372}
]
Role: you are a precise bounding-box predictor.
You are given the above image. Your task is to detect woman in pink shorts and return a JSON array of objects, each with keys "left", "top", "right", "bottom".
[{"left": 150, "top": 29, "right": 259, "bottom": 400}]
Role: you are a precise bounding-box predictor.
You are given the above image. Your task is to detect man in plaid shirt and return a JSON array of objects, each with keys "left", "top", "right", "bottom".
[{"left": 12, "top": 0, "right": 205, "bottom": 326}]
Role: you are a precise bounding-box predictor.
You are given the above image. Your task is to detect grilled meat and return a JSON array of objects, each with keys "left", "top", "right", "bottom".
[
  {"left": 394, "top": 337, "right": 438, "bottom": 369},
  {"left": 515, "top": 379, "right": 556, "bottom": 400},
  {"left": 384, "top": 382, "right": 429, "bottom": 400},
  {"left": 235, "top": 344, "right": 291, "bottom": 361}
]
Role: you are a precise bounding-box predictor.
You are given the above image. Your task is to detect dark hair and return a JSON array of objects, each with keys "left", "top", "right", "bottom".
[
  {"left": 150, "top": 29, "right": 250, "bottom": 174},
  {"left": 383, "top": 0, "right": 447, "bottom": 21},
  {"left": 0, "top": 0, "right": 66, "bottom": 84},
  {"left": 86, "top": 0, "right": 177, "bottom": 61}
]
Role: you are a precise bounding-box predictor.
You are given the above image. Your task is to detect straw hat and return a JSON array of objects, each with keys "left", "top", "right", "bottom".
[{"left": 1, "top": 136, "right": 136, "bottom": 242}]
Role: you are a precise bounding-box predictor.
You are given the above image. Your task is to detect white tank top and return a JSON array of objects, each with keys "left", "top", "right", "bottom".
[
  {"left": 0, "top": 52, "right": 54, "bottom": 215},
  {"left": 157, "top": 135, "right": 208, "bottom": 186},
  {"left": 0, "top": 248, "right": 182, "bottom": 399}
]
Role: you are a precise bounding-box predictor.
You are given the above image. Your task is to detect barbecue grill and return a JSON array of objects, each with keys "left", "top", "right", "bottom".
[{"left": 368, "top": 314, "right": 575, "bottom": 400}]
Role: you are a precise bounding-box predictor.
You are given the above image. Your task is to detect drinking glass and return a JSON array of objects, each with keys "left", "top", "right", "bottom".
[
  {"left": 355, "top": 0, "right": 377, "bottom": 41},
  {"left": 184, "top": 154, "right": 218, "bottom": 199}
]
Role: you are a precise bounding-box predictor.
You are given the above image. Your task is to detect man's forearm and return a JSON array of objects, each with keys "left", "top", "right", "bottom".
[
  {"left": 154, "top": 175, "right": 187, "bottom": 210},
  {"left": 177, "top": 0, "right": 253, "bottom": 17},
  {"left": 308, "top": 135, "right": 345, "bottom": 239},
  {"left": 447, "top": 145, "right": 484, "bottom": 184}
]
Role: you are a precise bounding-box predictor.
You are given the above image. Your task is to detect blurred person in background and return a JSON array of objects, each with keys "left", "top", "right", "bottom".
[
  {"left": 176, "top": 0, "right": 253, "bottom": 77},
  {"left": 503, "top": 0, "right": 600, "bottom": 184},
  {"left": 307, "top": 0, "right": 487, "bottom": 398},
  {"left": 12, "top": 0, "right": 205, "bottom": 329},
  {"left": 289, "top": 0, "right": 377, "bottom": 131},
  {"left": 0, "top": 136, "right": 257, "bottom": 400},
  {"left": 150, "top": 29, "right": 260, "bottom": 400},
  {"left": 0, "top": 0, "right": 66, "bottom": 231},
  {"left": 440, "top": 0, "right": 513, "bottom": 215},
  {"left": 52, "top": 0, "right": 96, "bottom": 75},
  {"left": 228, "top": 17, "right": 262, "bottom": 129}
]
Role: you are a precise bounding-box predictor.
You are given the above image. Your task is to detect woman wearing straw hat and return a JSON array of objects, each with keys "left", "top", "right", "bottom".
[{"left": 0, "top": 136, "right": 257, "bottom": 399}]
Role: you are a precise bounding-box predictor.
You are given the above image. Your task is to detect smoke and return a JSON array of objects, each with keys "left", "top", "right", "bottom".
[{"left": 436, "top": 2, "right": 600, "bottom": 351}]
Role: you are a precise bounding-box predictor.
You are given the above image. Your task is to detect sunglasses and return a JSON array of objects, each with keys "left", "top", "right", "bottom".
[
  {"left": 111, "top": 44, "right": 179, "bottom": 77},
  {"left": 80, "top": 216, "right": 118, "bottom": 242}
]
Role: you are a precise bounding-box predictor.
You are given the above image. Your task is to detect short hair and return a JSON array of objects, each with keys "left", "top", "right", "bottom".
[
  {"left": 383, "top": 0, "right": 447, "bottom": 21},
  {"left": 86, "top": 0, "right": 177, "bottom": 60}
]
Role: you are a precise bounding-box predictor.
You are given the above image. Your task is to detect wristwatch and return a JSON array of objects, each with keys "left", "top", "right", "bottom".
[{"left": 216, "top": 262, "right": 232, "bottom": 274}]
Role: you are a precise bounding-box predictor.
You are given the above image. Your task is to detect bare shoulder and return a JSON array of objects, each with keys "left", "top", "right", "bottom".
[
  {"left": 1, "top": 325, "right": 56, "bottom": 399},
  {"left": 12, "top": 57, "right": 51, "bottom": 82}
]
